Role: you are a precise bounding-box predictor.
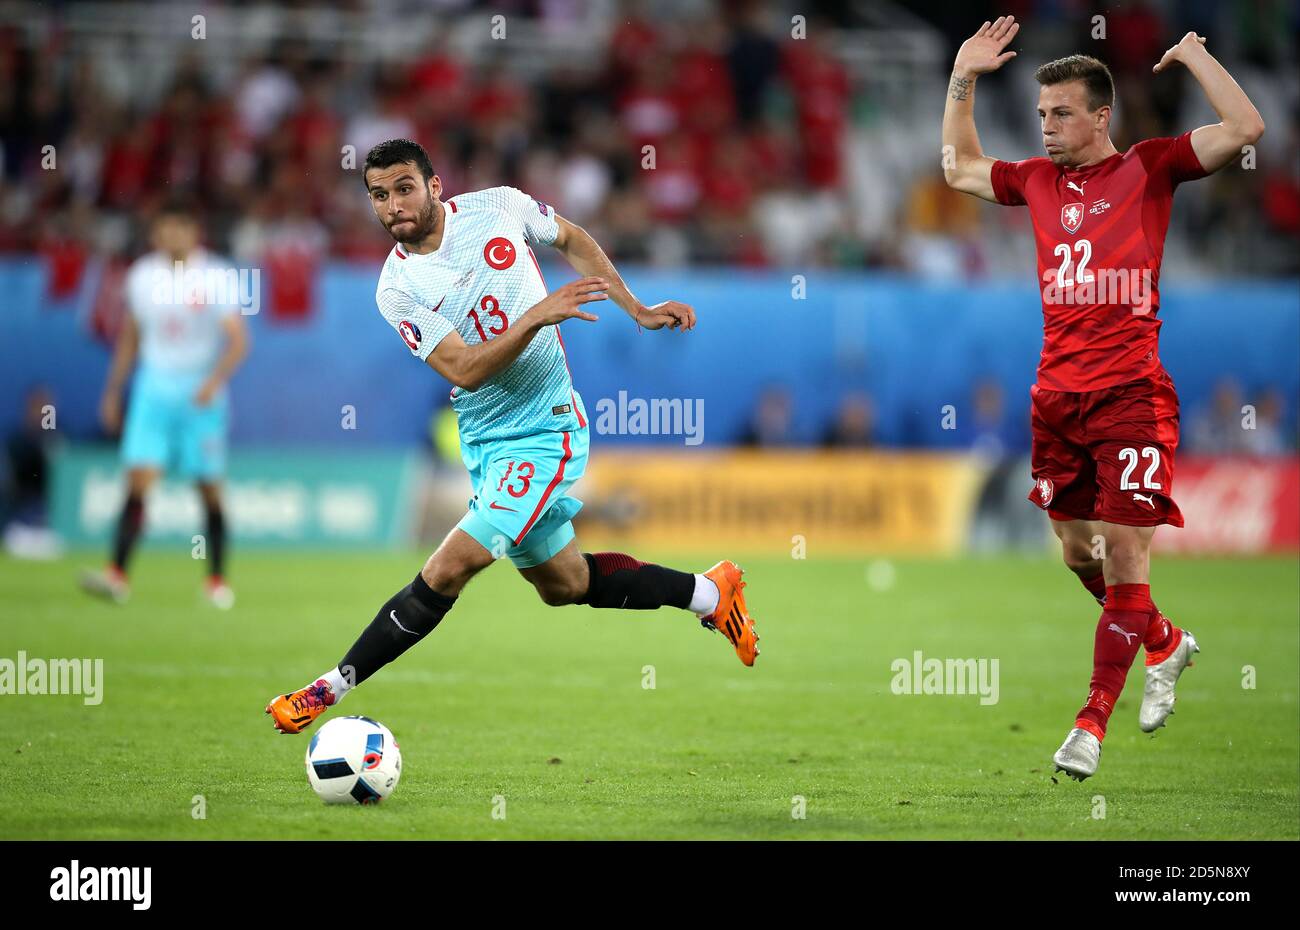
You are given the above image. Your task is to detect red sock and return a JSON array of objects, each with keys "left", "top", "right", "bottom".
[
  {"left": 1077, "top": 568, "right": 1107, "bottom": 605},
  {"left": 1074, "top": 584, "right": 1151, "bottom": 741},
  {"left": 1143, "top": 606, "right": 1180, "bottom": 665}
]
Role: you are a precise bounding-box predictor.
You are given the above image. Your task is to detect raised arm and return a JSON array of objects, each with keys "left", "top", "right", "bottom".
[
  {"left": 426, "top": 277, "right": 607, "bottom": 390},
  {"left": 1153, "top": 32, "right": 1265, "bottom": 173},
  {"left": 552, "top": 215, "right": 695, "bottom": 331},
  {"left": 942, "top": 15, "right": 1020, "bottom": 202}
]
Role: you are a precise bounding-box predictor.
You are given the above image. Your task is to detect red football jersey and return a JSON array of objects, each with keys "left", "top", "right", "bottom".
[{"left": 992, "top": 132, "right": 1207, "bottom": 392}]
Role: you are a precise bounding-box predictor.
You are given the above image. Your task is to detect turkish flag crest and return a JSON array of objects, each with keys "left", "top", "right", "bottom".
[
  {"left": 1060, "top": 202, "right": 1085, "bottom": 235},
  {"left": 483, "top": 237, "right": 516, "bottom": 270}
]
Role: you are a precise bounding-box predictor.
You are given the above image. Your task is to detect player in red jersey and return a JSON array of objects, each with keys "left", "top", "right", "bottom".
[{"left": 942, "top": 17, "right": 1264, "bottom": 778}]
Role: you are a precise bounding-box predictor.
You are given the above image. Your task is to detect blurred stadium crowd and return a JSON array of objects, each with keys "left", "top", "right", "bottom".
[
  {"left": 0, "top": 0, "right": 1295, "bottom": 278},
  {"left": 1, "top": 1, "right": 1296, "bottom": 552}
]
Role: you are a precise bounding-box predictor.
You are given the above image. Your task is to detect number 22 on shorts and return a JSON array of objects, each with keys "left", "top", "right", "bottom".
[{"left": 1118, "top": 446, "right": 1161, "bottom": 490}]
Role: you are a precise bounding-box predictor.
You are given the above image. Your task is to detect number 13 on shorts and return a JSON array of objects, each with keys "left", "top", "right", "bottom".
[{"left": 468, "top": 429, "right": 589, "bottom": 548}]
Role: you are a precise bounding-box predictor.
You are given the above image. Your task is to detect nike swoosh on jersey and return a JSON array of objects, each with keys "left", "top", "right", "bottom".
[{"left": 488, "top": 502, "right": 518, "bottom": 512}]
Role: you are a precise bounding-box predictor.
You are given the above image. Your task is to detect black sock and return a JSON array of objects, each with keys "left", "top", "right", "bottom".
[
  {"left": 112, "top": 493, "right": 145, "bottom": 573},
  {"left": 339, "top": 573, "right": 457, "bottom": 686},
  {"left": 577, "top": 552, "right": 694, "bottom": 610},
  {"left": 205, "top": 504, "right": 226, "bottom": 579}
]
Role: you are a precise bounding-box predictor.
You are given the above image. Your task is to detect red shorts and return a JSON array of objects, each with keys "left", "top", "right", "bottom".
[{"left": 1028, "top": 369, "right": 1183, "bottom": 527}]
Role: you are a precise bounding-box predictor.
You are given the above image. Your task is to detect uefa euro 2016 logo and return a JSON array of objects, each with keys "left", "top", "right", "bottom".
[{"left": 398, "top": 320, "right": 421, "bottom": 352}]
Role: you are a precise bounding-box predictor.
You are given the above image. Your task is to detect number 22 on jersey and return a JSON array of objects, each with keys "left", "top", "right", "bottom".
[{"left": 1053, "top": 239, "right": 1093, "bottom": 287}]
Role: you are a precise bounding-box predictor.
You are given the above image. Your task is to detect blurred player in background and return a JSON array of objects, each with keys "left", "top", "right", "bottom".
[
  {"left": 266, "top": 140, "right": 760, "bottom": 734},
  {"left": 941, "top": 16, "right": 1264, "bottom": 778},
  {"left": 80, "top": 200, "right": 250, "bottom": 608}
]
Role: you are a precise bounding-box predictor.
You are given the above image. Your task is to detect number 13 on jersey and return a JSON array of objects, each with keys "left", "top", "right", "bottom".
[{"left": 468, "top": 294, "right": 508, "bottom": 342}]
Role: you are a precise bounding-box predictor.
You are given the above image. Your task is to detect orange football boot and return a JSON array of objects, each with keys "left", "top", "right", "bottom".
[
  {"left": 265, "top": 679, "right": 335, "bottom": 734},
  {"left": 699, "top": 560, "right": 760, "bottom": 666}
]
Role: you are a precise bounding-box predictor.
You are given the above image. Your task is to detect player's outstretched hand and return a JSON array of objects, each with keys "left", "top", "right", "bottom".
[
  {"left": 953, "top": 15, "right": 1019, "bottom": 78},
  {"left": 636, "top": 300, "right": 696, "bottom": 331},
  {"left": 530, "top": 276, "right": 607, "bottom": 325},
  {"left": 1153, "top": 32, "right": 1207, "bottom": 73}
]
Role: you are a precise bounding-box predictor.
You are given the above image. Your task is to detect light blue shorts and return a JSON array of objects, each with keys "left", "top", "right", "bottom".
[
  {"left": 456, "top": 427, "right": 589, "bottom": 568},
  {"left": 121, "top": 370, "right": 228, "bottom": 480}
]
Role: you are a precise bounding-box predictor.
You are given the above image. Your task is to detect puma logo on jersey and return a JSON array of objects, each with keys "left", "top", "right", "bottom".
[
  {"left": 1066, "top": 180, "right": 1087, "bottom": 197},
  {"left": 1107, "top": 623, "right": 1138, "bottom": 644},
  {"left": 1133, "top": 492, "right": 1156, "bottom": 509}
]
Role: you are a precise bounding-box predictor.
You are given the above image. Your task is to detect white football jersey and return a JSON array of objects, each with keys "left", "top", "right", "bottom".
[
  {"left": 125, "top": 248, "right": 240, "bottom": 380},
  {"left": 374, "top": 186, "right": 586, "bottom": 445}
]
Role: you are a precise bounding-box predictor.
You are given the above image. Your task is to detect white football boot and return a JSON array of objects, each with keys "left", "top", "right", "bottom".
[
  {"left": 205, "top": 578, "right": 236, "bottom": 610},
  {"left": 1139, "top": 629, "right": 1199, "bottom": 732},
  {"left": 79, "top": 567, "right": 129, "bottom": 604},
  {"left": 1052, "top": 727, "right": 1101, "bottom": 781}
]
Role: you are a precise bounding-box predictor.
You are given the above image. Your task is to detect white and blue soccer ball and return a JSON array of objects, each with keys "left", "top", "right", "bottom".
[{"left": 305, "top": 716, "right": 402, "bottom": 805}]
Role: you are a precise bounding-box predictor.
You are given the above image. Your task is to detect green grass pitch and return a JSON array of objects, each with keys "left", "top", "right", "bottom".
[{"left": 1, "top": 550, "right": 1296, "bottom": 839}]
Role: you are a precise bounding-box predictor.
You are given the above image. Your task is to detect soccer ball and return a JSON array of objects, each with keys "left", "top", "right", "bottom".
[{"left": 305, "top": 716, "right": 402, "bottom": 805}]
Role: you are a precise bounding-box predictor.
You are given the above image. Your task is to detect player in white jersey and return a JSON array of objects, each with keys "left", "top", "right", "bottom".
[
  {"left": 80, "top": 201, "right": 249, "bottom": 608},
  {"left": 266, "top": 139, "right": 761, "bottom": 734}
]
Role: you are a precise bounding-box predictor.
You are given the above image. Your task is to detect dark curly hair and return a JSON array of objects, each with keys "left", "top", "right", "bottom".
[{"left": 362, "top": 139, "right": 435, "bottom": 188}]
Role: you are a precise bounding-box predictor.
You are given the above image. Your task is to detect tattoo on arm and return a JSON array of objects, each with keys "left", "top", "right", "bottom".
[{"left": 949, "top": 74, "right": 972, "bottom": 101}]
